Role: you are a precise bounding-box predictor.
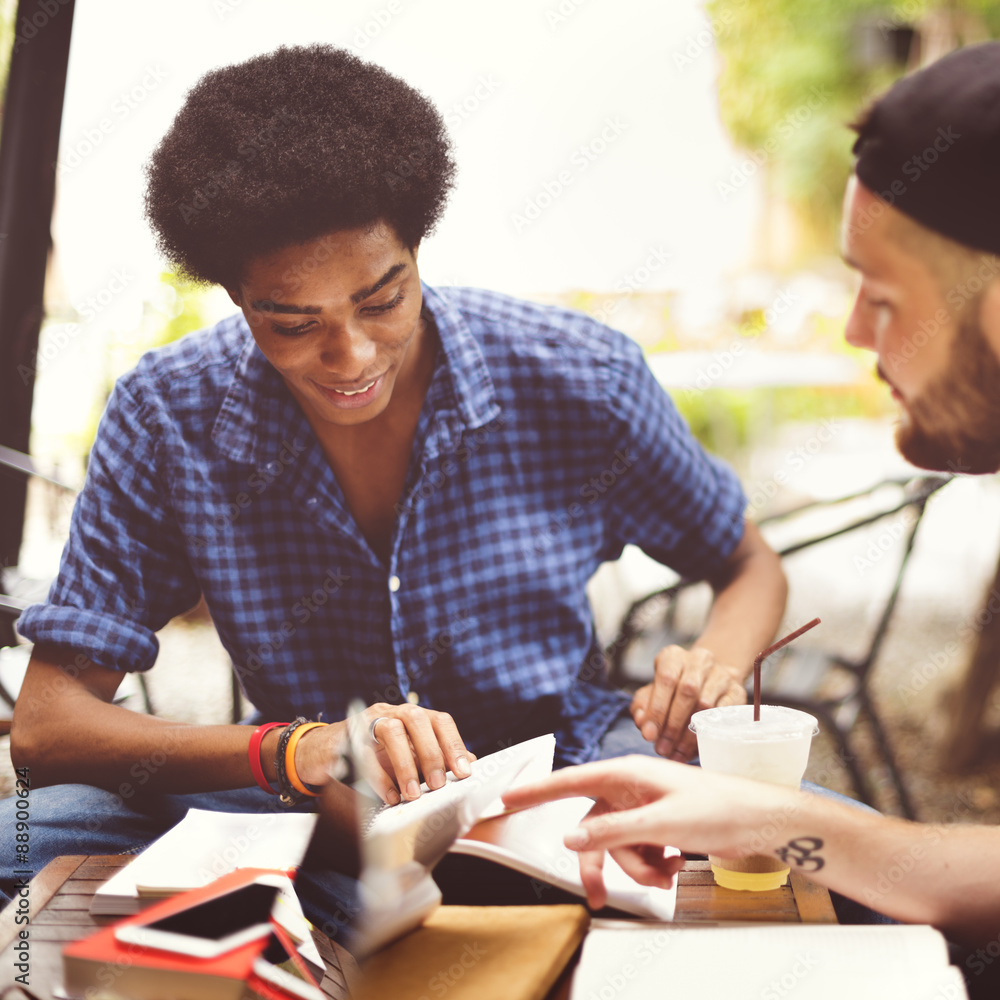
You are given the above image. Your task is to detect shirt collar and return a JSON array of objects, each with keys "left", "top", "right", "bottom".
[
  {"left": 211, "top": 318, "right": 288, "bottom": 465},
  {"left": 210, "top": 283, "right": 501, "bottom": 465},
  {"left": 420, "top": 282, "right": 500, "bottom": 433}
]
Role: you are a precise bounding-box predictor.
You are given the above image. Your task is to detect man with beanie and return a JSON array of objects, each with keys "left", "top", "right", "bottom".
[{"left": 506, "top": 40, "right": 1000, "bottom": 990}]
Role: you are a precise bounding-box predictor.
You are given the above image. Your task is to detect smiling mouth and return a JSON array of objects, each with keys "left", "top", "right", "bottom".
[
  {"left": 313, "top": 373, "right": 386, "bottom": 409},
  {"left": 326, "top": 379, "right": 377, "bottom": 396}
]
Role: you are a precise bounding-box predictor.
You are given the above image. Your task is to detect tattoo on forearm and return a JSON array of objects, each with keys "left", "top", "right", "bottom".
[{"left": 775, "top": 836, "right": 825, "bottom": 871}]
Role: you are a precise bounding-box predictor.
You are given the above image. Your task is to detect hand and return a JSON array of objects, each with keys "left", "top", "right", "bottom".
[
  {"left": 631, "top": 645, "right": 746, "bottom": 760},
  {"left": 502, "top": 756, "right": 797, "bottom": 909},
  {"left": 295, "top": 702, "right": 476, "bottom": 804}
]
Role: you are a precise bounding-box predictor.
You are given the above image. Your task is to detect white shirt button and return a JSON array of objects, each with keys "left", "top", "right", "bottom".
[
  {"left": 388, "top": 575, "right": 401, "bottom": 592},
  {"left": 407, "top": 691, "right": 420, "bottom": 705},
  {"left": 305, "top": 497, "right": 318, "bottom": 507}
]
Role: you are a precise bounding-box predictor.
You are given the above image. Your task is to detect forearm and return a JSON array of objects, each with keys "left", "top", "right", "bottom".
[
  {"left": 512, "top": 757, "right": 1000, "bottom": 947},
  {"left": 10, "top": 647, "right": 288, "bottom": 793},
  {"left": 694, "top": 521, "right": 787, "bottom": 679},
  {"left": 15, "top": 718, "right": 278, "bottom": 796},
  {"left": 12, "top": 645, "right": 470, "bottom": 803},
  {"left": 751, "top": 791, "right": 1000, "bottom": 946}
]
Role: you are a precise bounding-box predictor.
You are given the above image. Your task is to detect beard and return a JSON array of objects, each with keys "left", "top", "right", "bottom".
[{"left": 886, "top": 313, "right": 1000, "bottom": 474}]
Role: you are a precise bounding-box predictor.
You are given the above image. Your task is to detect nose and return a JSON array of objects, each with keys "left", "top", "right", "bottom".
[
  {"left": 843, "top": 293, "right": 875, "bottom": 351},
  {"left": 318, "top": 320, "right": 377, "bottom": 378}
]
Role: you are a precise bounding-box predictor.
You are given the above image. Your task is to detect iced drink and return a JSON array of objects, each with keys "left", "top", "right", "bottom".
[{"left": 689, "top": 705, "right": 818, "bottom": 891}]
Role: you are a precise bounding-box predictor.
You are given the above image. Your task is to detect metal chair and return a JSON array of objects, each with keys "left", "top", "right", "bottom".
[
  {"left": 0, "top": 445, "right": 158, "bottom": 718},
  {"left": 0, "top": 593, "right": 29, "bottom": 722},
  {"left": 606, "top": 474, "right": 953, "bottom": 819}
]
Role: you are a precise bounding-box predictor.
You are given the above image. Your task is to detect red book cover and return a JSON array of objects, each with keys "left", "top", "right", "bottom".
[
  {"left": 243, "top": 922, "right": 323, "bottom": 1000},
  {"left": 63, "top": 867, "right": 290, "bottom": 1000}
]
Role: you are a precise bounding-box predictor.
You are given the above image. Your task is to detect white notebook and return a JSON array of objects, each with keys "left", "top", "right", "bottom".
[
  {"left": 571, "top": 922, "right": 967, "bottom": 1000},
  {"left": 90, "top": 809, "right": 317, "bottom": 915}
]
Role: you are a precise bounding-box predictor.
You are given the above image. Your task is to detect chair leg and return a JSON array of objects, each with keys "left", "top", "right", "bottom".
[
  {"left": 231, "top": 667, "right": 243, "bottom": 724},
  {"left": 830, "top": 732, "right": 875, "bottom": 809},
  {"left": 136, "top": 673, "right": 155, "bottom": 715},
  {"left": 858, "top": 690, "right": 917, "bottom": 821},
  {"left": 0, "top": 674, "right": 17, "bottom": 712},
  {"left": 767, "top": 694, "right": 876, "bottom": 808}
]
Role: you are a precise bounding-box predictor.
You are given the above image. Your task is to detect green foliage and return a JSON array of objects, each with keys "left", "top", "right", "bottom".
[
  {"left": 707, "top": 0, "right": 997, "bottom": 253},
  {"left": 673, "top": 382, "right": 893, "bottom": 462},
  {"left": 147, "top": 272, "right": 210, "bottom": 349},
  {"left": 971, "top": 0, "right": 1000, "bottom": 34},
  {"left": 79, "top": 274, "right": 211, "bottom": 456}
]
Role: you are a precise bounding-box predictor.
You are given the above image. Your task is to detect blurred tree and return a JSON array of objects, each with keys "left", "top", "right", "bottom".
[
  {"left": 707, "top": 0, "right": 999, "bottom": 260},
  {"left": 146, "top": 271, "right": 211, "bottom": 350},
  {"left": 77, "top": 273, "right": 211, "bottom": 458}
]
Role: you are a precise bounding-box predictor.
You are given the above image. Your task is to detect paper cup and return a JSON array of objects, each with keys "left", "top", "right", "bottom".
[{"left": 689, "top": 705, "right": 819, "bottom": 891}]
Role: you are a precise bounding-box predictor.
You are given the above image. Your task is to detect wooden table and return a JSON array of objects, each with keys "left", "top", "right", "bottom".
[{"left": 0, "top": 856, "right": 835, "bottom": 999}]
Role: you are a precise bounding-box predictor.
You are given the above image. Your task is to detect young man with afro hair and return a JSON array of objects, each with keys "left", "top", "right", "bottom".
[{"left": 3, "top": 46, "right": 786, "bottom": 925}]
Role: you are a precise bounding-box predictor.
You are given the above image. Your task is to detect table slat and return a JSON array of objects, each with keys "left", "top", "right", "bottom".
[
  {"left": 0, "top": 855, "right": 88, "bottom": 952},
  {"left": 790, "top": 872, "right": 838, "bottom": 923}
]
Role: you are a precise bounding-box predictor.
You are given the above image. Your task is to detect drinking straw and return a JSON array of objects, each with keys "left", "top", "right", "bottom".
[{"left": 753, "top": 618, "right": 821, "bottom": 721}]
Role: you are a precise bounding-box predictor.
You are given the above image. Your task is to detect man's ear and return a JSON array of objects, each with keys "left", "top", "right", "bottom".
[
  {"left": 980, "top": 272, "right": 1000, "bottom": 363},
  {"left": 225, "top": 287, "right": 242, "bottom": 309}
]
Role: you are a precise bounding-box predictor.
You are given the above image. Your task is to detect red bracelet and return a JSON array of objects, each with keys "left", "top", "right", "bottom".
[{"left": 249, "top": 722, "right": 287, "bottom": 794}]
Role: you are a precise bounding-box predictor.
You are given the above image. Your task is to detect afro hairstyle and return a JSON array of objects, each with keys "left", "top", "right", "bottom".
[{"left": 144, "top": 45, "right": 455, "bottom": 289}]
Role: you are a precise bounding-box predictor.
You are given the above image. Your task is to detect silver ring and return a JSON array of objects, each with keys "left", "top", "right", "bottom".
[{"left": 369, "top": 716, "right": 389, "bottom": 747}]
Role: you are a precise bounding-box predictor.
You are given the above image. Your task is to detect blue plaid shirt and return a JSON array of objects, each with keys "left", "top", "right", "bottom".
[{"left": 19, "top": 284, "right": 745, "bottom": 766}]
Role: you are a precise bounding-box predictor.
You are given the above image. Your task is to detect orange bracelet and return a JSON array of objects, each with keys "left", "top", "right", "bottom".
[{"left": 284, "top": 722, "right": 327, "bottom": 796}]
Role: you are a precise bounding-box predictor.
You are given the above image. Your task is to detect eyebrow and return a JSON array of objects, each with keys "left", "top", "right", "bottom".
[
  {"left": 349, "top": 262, "right": 407, "bottom": 304},
  {"left": 250, "top": 301, "right": 322, "bottom": 314},
  {"left": 249, "top": 262, "right": 408, "bottom": 314}
]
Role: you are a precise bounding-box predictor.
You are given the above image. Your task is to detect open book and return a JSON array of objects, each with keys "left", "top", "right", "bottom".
[
  {"left": 355, "top": 734, "right": 676, "bottom": 954},
  {"left": 571, "top": 921, "right": 968, "bottom": 1000},
  {"left": 452, "top": 796, "right": 678, "bottom": 920}
]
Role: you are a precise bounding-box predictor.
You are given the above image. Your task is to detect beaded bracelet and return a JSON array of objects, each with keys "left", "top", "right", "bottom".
[{"left": 275, "top": 718, "right": 310, "bottom": 805}]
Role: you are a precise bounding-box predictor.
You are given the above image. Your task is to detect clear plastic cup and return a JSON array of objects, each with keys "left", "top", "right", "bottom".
[{"left": 689, "top": 705, "right": 819, "bottom": 891}]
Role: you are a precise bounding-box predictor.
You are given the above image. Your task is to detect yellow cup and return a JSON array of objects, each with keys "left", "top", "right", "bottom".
[{"left": 709, "top": 859, "right": 790, "bottom": 891}]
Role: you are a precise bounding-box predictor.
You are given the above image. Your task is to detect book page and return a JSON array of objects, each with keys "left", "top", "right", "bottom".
[
  {"left": 453, "top": 797, "right": 678, "bottom": 921},
  {"left": 364, "top": 734, "right": 555, "bottom": 854},
  {"left": 354, "top": 735, "right": 557, "bottom": 952},
  {"left": 571, "top": 923, "right": 967, "bottom": 1000}
]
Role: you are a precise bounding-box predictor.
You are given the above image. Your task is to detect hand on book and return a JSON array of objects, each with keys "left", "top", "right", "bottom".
[
  {"left": 296, "top": 702, "right": 477, "bottom": 804},
  {"left": 630, "top": 645, "right": 746, "bottom": 761},
  {"left": 503, "top": 757, "right": 798, "bottom": 910}
]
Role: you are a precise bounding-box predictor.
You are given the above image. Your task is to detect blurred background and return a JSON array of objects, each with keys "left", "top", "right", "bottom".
[{"left": 2, "top": 0, "right": 1000, "bottom": 821}]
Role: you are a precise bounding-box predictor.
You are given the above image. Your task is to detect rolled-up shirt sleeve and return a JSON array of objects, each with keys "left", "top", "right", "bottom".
[
  {"left": 17, "top": 376, "right": 201, "bottom": 672},
  {"left": 600, "top": 335, "right": 747, "bottom": 580}
]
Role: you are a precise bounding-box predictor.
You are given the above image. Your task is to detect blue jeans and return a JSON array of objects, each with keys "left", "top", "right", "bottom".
[
  {"left": 593, "top": 709, "right": 893, "bottom": 925},
  {"left": 0, "top": 782, "right": 360, "bottom": 943}
]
